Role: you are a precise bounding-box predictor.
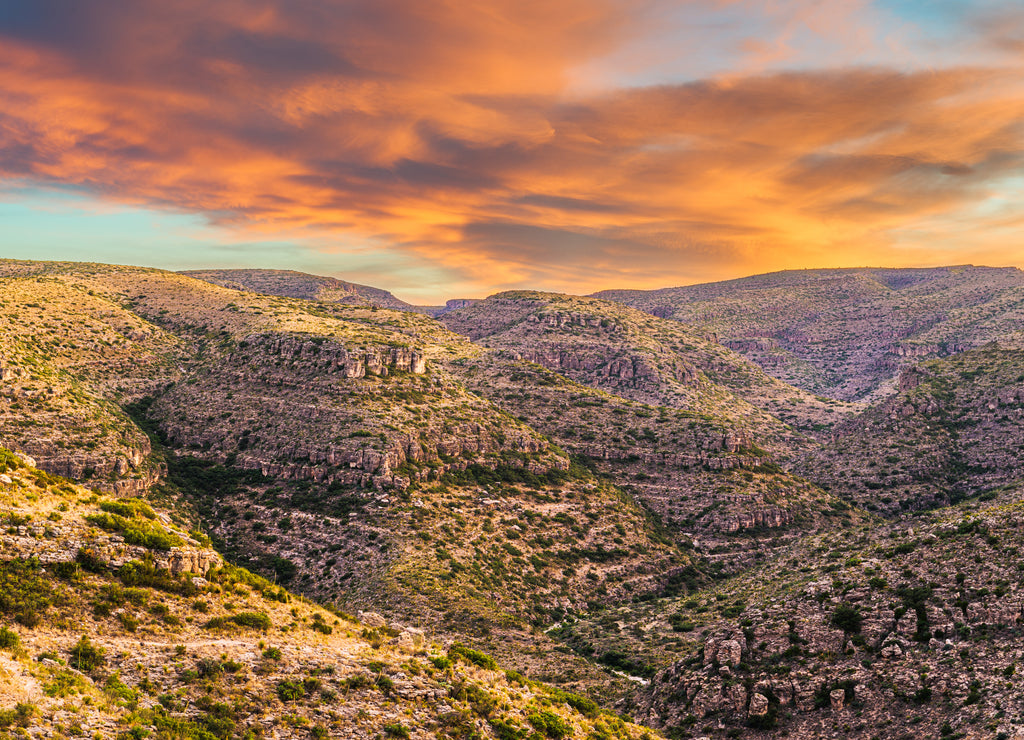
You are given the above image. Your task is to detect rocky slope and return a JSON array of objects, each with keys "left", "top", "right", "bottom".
[
  {"left": 0, "top": 260, "right": 699, "bottom": 696},
  {"left": 0, "top": 447, "right": 657, "bottom": 739},
  {"left": 595, "top": 265, "right": 1024, "bottom": 402},
  {"left": 553, "top": 475, "right": 1024, "bottom": 740},
  {"left": 796, "top": 345, "right": 1024, "bottom": 515},
  {"left": 5, "top": 258, "right": 1024, "bottom": 739},
  {"left": 441, "top": 291, "right": 853, "bottom": 444}
]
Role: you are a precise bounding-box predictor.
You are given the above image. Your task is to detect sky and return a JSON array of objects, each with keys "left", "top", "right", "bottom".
[{"left": 1, "top": 1, "right": 1023, "bottom": 303}]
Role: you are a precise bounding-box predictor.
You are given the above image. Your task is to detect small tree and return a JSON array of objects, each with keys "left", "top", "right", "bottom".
[{"left": 831, "top": 603, "right": 862, "bottom": 634}]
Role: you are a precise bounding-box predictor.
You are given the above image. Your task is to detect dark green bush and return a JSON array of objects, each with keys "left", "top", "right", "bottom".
[
  {"left": 84, "top": 512, "right": 183, "bottom": 550},
  {"left": 119, "top": 559, "right": 197, "bottom": 596},
  {"left": 0, "top": 557, "right": 56, "bottom": 626},
  {"left": 830, "top": 603, "right": 862, "bottom": 634},
  {"left": 527, "top": 710, "right": 572, "bottom": 739},
  {"left": 204, "top": 612, "right": 271, "bottom": 632},
  {"left": 69, "top": 635, "right": 105, "bottom": 673},
  {"left": 276, "top": 679, "right": 304, "bottom": 702},
  {"left": 99, "top": 498, "right": 156, "bottom": 520},
  {"left": 0, "top": 702, "right": 34, "bottom": 729}
]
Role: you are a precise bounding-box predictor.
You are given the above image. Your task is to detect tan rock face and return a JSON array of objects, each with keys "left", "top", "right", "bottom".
[
  {"left": 748, "top": 692, "right": 770, "bottom": 718},
  {"left": 829, "top": 688, "right": 846, "bottom": 712},
  {"left": 359, "top": 611, "right": 387, "bottom": 628},
  {"left": 163, "top": 547, "right": 218, "bottom": 576}
]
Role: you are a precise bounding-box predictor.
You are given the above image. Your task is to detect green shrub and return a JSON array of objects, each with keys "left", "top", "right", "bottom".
[
  {"left": 276, "top": 679, "right": 305, "bottom": 702},
  {"left": 76, "top": 547, "right": 107, "bottom": 573},
  {"left": 449, "top": 643, "right": 499, "bottom": 670},
  {"left": 119, "top": 559, "right": 197, "bottom": 596},
  {"left": 527, "top": 710, "right": 572, "bottom": 739},
  {"left": 0, "top": 625, "right": 19, "bottom": 650},
  {"left": 84, "top": 512, "right": 183, "bottom": 550},
  {"left": 383, "top": 722, "right": 410, "bottom": 738},
  {"left": 0, "top": 702, "right": 34, "bottom": 729},
  {"left": 830, "top": 603, "right": 862, "bottom": 634},
  {"left": 561, "top": 691, "right": 599, "bottom": 718},
  {"left": 205, "top": 612, "right": 272, "bottom": 631},
  {"left": 668, "top": 612, "right": 695, "bottom": 632},
  {"left": 99, "top": 498, "right": 156, "bottom": 520},
  {"left": 104, "top": 674, "right": 138, "bottom": 706},
  {"left": 69, "top": 636, "right": 105, "bottom": 673},
  {"left": 43, "top": 669, "right": 89, "bottom": 697},
  {"left": 0, "top": 558, "right": 57, "bottom": 626},
  {"left": 490, "top": 718, "right": 528, "bottom": 740},
  {"left": 231, "top": 612, "right": 272, "bottom": 630}
]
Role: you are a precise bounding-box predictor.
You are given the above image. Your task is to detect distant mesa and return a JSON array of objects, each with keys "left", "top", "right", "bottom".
[{"left": 437, "top": 298, "right": 479, "bottom": 314}]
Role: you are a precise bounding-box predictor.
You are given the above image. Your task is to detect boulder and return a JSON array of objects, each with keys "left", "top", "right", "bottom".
[
  {"left": 359, "top": 611, "right": 387, "bottom": 628},
  {"left": 748, "top": 692, "right": 770, "bottom": 718}
]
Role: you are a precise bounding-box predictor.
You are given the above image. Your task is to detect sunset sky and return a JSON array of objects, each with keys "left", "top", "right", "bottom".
[{"left": 2, "top": 1, "right": 1023, "bottom": 302}]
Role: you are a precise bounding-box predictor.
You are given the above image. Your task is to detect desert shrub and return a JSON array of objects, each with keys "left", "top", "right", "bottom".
[
  {"left": 104, "top": 674, "right": 138, "bottom": 706},
  {"left": 69, "top": 635, "right": 105, "bottom": 673},
  {"left": 310, "top": 613, "right": 332, "bottom": 635},
  {"left": 119, "top": 558, "right": 198, "bottom": 596},
  {"left": 527, "top": 710, "right": 572, "bottom": 739},
  {"left": 84, "top": 512, "right": 183, "bottom": 550},
  {"left": 0, "top": 557, "right": 57, "bottom": 626},
  {"left": 830, "top": 603, "right": 862, "bottom": 634},
  {"left": 383, "top": 723, "right": 411, "bottom": 738},
  {"left": 0, "top": 703, "right": 34, "bottom": 729},
  {"left": 0, "top": 625, "right": 19, "bottom": 650},
  {"left": 0, "top": 448, "right": 23, "bottom": 474},
  {"left": 76, "top": 547, "right": 107, "bottom": 573},
  {"left": 490, "top": 718, "right": 528, "bottom": 740},
  {"left": 560, "top": 691, "right": 599, "bottom": 718},
  {"left": 449, "top": 643, "right": 499, "bottom": 671},
  {"left": 43, "top": 669, "right": 89, "bottom": 698},
  {"left": 232, "top": 612, "right": 272, "bottom": 630},
  {"left": 99, "top": 498, "right": 156, "bottom": 520},
  {"left": 668, "top": 612, "right": 695, "bottom": 632},
  {"left": 204, "top": 612, "right": 271, "bottom": 632},
  {"left": 276, "top": 679, "right": 305, "bottom": 702}
]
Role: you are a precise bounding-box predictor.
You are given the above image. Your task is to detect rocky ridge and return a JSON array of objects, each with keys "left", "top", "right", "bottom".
[{"left": 595, "top": 265, "right": 1024, "bottom": 402}]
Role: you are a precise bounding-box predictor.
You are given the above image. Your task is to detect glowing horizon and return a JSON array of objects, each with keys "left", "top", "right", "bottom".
[{"left": 2, "top": 1, "right": 1024, "bottom": 303}]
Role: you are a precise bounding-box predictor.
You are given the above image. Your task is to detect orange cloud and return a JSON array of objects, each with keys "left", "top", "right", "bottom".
[{"left": 1, "top": 1, "right": 1024, "bottom": 297}]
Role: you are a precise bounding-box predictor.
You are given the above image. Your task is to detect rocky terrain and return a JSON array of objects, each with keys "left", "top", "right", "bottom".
[
  {"left": 0, "top": 448, "right": 655, "bottom": 739},
  {"left": 438, "top": 292, "right": 866, "bottom": 574},
  {"left": 595, "top": 266, "right": 1024, "bottom": 402},
  {"left": 797, "top": 345, "right": 1024, "bottom": 515},
  {"left": 556, "top": 476, "right": 1024, "bottom": 739},
  {"left": 2, "top": 258, "right": 1024, "bottom": 739}
]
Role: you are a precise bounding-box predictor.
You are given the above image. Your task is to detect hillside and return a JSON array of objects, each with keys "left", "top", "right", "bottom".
[
  {"left": 556, "top": 475, "right": 1024, "bottom": 739},
  {"left": 795, "top": 345, "right": 1024, "bottom": 515},
  {"left": 441, "top": 291, "right": 854, "bottom": 442},
  {"left": 182, "top": 269, "right": 421, "bottom": 312},
  {"left": 3, "top": 258, "right": 1024, "bottom": 739},
  {"left": 595, "top": 266, "right": 1024, "bottom": 402},
  {"left": 0, "top": 260, "right": 700, "bottom": 697},
  {"left": 439, "top": 292, "right": 862, "bottom": 573},
  {"left": 0, "top": 448, "right": 656, "bottom": 739}
]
